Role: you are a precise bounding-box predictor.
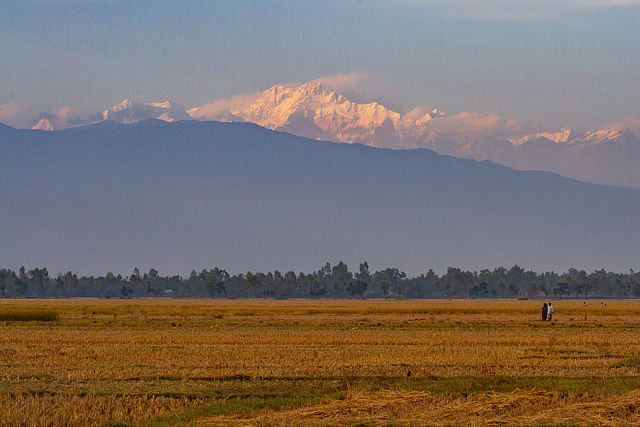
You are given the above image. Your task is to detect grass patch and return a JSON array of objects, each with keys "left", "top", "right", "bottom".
[
  {"left": 136, "top": 393, "right": 337, "bottom": 427},
  {"left": 0, "top": 308, "right": 59, "bottom": 322}
]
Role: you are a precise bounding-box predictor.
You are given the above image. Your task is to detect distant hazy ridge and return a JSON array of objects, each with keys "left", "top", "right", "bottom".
[{"left": 1, "top": 119, "right": 639, "bottom": 274}]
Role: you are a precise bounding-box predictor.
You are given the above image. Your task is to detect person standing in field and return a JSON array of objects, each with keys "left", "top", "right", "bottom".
[
  {"left": 542, "top": 302, "right": 548, "bottom": 321},
  {"left": 547, "top": 302, "right": 554, "bottom": 321}
]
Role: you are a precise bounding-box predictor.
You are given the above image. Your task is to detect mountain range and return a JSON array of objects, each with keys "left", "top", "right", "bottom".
[
  {"left": 2, "top": 119, "right": 639, "bottom": 275},
  {"left": 188, "top": 81, "right": 446, "bottom": 147},
  {"left": 23, "top": 80, "right": 640, "bottom": 188}
]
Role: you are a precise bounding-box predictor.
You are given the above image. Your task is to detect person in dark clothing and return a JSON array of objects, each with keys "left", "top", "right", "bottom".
[{"left": 542, "top": 302, "right": 548, "bottom": 321}]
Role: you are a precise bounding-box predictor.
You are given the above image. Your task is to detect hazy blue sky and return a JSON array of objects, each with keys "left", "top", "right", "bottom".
[{"left": 1, "top": 0, "right": 640, "bottom": 129}]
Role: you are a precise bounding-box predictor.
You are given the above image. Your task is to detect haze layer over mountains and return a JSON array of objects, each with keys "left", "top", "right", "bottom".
[
  {"left": 2, "top": 120, "right": 639, "bottom": 275},
  {"left": 21, "top": 80, "right": 640, "bottom": 188}
]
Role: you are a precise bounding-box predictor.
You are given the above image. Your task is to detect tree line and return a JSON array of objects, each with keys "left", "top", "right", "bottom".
[{"left": 1, "top": 263, "right": 640, "bottom": 299}]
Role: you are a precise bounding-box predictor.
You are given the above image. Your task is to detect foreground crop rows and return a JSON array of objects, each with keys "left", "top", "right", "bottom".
[{"left": 1, "top": 299, "right": 639, "bottom": 426}]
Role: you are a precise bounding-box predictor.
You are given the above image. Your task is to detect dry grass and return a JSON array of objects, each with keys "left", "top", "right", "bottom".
[
  {"left": 200, "top": 389, "right": 640, "bottom": 426},
  {"left": 0, "top": 394, "right": 210, "bottom": 427},
  {"left": 1, "top": 298, "right": 639, "bottom": 425}
]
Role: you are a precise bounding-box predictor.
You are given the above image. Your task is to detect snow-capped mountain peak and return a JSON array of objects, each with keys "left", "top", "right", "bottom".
[
  {"left": 146, "top": 101, "right": 179, "bottom": 110},
  {"left": 581, "top": 129, "right": 624, "bottom": 143},
  {"left": 32, "top": 117, "right": 55, "bottom": 131},
  {"left": 101, "top": 99, "right": 190, "bottom": 124},
  {"left": 108, "top": 98, "right": 133, "bottom": 113},
  {"left": 508, "top": 128, "right": 572, "bottom": 145},
  {"left": 188, "top": 80, "right": 446, "bottom": 148}
]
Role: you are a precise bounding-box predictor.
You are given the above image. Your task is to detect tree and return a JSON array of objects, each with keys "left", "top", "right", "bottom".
[
  {"left": 28, "top": 268, "right": 50, "bottom": 297},
  {"left": 331, "top": 261, "right": 351, "bottom": 297},
  {"left": 631, "top": 278, "right": 640, "bottom": 297},
  {"left": 556, "top": 282, "right": 569, "bottom": 297},
  {"left": 443, "top": 267, "right": 464, "bottom": 298},
  {"left": 205, "top": 280, "right": 217, "bottom": 298},
  {"left": 461, "top": 271, "right": 473, "bottom": 298},
  {"left": 471, "top": 281, "right": 489, "bottom": 298},
  {"left": 356, "top": 262, "right": 371, "bottom": 285},
  {"left": 121, "top": 285, "right": 133, "bottom": 298},
  {"left": 497, "top": 279, "right": 506, "bottom": 298},
  {"left": 576, "top": 270, "right": 587, "bottom": 296},
  {"left": 61, "top": 271, "right": 80, "bottom": 296},
  {"left": 202, "top": 268, "right": 229, "bottom": 298},
  {"left": 378, "top": 274, "right": 391, "bottom": 298},
  {"left": 145, "top": 268, "right": 161, "bottom": 296},
  {"left": 216, "top": 281, "right": 227, "bottom": 296},
  {"left": 278, "top": 271, "right": 297, "bottom": 298},
  {"left": 245, "top": 272, "right": 258, "bottom": 297},
  {"left": 129, "top": 267, "right": 143, "bottom": 295},
  {"left": 347, "top": 280, "right": 368, "bottom": 298},
  {"left": 309, "top": 277, "right": 326, "bottom": 297},
  {"left": 372, "top": 268, "right": 405, "bottom": 298},
  {"left": 527, "top": 282, "right": 538, "bottom": 298},
  {"left": 424, "top": 269, "right": 438, "bottom": 297},
  {"left": 53, "top": 275, "right": 66, "bottom": 297},
  {"left": 103, "top": 272, "right": 121, "bottom": 298},
  {"left": 12, "top": 279, "right": 27, "bottom": 297},
  {"left": 507, "top": 265, "right": 525, "bottom": 296}
]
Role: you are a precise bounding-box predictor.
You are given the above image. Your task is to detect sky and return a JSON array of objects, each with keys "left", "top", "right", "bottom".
[{"left": 1, "top": 0, "right": 640, "bottom": 130}]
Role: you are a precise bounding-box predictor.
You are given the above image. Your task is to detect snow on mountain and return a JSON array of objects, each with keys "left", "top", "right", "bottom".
[
  {"left": 493, "top": 127, "right": 640, "bottom": 187},
  {"left": 186, "top": 80, "right": 640, "bottom": 187},
  {"left": 22, "top": 79, "right": 640, "bottom": 187},
  {"left": 576, "top": 129, "right": 625, "bottom": 144},
  {"left": 187, "top": 79, "right": 637, "bottom": 153},
  {"left": 188, "top": 81, "right": 445, "bottom": 148},
  {"left": 102, "top": 99, "right": 190, "bottom": 124},
  {"left": 508, "top": 128, "right": 572, "bottom": 145},
  {"left": 32, "top": 118, "right": 55, "bottom": 131}
]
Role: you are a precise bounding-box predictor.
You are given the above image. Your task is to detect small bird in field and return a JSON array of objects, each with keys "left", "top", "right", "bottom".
[{"left": 407, "top": 370, "right": 411, "bottom": 377}]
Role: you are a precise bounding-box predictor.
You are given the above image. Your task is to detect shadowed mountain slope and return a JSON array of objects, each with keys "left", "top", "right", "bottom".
[{"left": 1, "top": 119, "right": 639, "bottom": 275}]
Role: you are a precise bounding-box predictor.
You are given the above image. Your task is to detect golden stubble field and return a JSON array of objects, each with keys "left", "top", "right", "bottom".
[{"left": 1, "top": 298, "right": 640, "bottom": 426}]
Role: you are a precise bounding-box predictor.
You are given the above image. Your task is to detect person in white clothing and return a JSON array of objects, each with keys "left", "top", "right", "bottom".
[{"left": 547, "top": 302, "right": 554, "bottom": 321}]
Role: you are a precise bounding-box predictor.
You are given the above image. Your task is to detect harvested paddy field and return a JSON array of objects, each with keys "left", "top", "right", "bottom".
[{"left": 1, "top": 299, "right": 640, "bottom": 426}]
